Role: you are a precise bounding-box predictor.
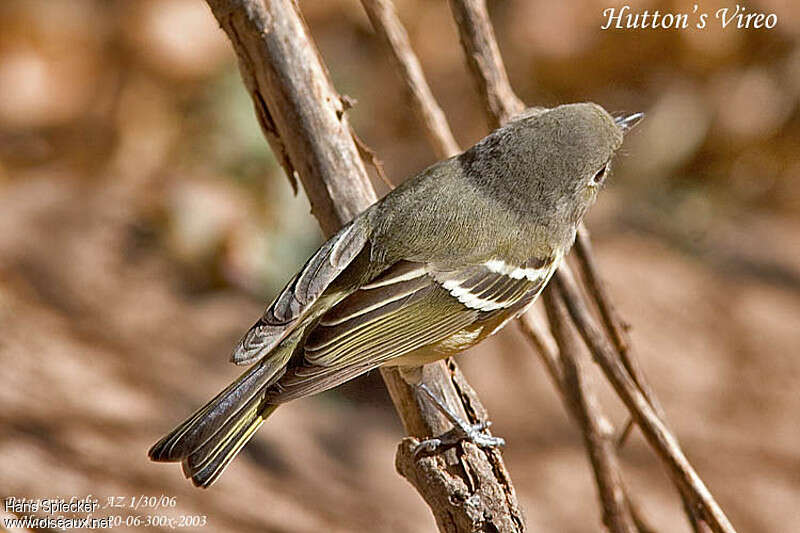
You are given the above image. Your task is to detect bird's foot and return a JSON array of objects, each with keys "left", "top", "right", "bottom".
[
  {"left": 411, "top": 383, "right": 505, "bottom": 458},
  {"left": 413, "top": 421, "right": 505, "bottom": 458}
]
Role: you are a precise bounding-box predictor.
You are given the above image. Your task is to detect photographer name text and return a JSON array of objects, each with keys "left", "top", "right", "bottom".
[{"left": 3, "top": 495, "right": 208, "bottom": 530}]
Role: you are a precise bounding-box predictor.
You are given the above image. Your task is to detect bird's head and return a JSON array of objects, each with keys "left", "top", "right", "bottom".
[{"left": 469, "top": 103, "right": 642, "bottom": 241}]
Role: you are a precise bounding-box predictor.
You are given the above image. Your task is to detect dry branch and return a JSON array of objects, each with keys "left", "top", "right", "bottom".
[
  {"left": 204, "top": 0, "right": 523, "bottom": 531},
  {"left": 205, "top": 0, "right": 375, "bottom": 234},
  {"left": 542, "top": 290, "right": 638, "bottom": 533},
  {"left": 574, "top": 226, "right": 710, "bottom": 530},
  {"left": 448, "top": 0, "right": 524, "bottom": 128},
  {"left": 554, "top": 266, "right": 734, "bottom": 533},
  {"left": 361, "top": 0, "right": 459, "bottom": 159},
  {"left": 573, "top": 227, "right": 666, "bottom": 421}
]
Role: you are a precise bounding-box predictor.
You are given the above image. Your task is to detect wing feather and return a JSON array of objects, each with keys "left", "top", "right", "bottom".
[
  {"left": 263, "top": 253, "right": 560, "bottom": 404},
  {"left": 231, "top": 217, "right": 372, "bottom": 365},
  {"left": 318, "top": 273, "right": 430, "bottom": 327},
  {"left": 307, "top": 287, "right": 473, "bottom": 367}
]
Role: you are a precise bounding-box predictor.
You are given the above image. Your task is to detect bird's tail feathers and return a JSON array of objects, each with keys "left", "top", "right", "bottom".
[
  {"left": 149, "top": 342, "right": 293, "bottom": 487},
  {"left": 181, "top": 401, "right": 278, "bottom": 488}
]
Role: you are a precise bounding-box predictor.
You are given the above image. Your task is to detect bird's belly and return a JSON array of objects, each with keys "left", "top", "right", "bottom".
[
  {"left": 384, "top": 323, "right": 490, "bottom": 368},
  {"left": 383, "top": 307, "right": 523, "bottom": 368},
  {"left": 406, "top": 328, "right": 483, "bottom": 365}
]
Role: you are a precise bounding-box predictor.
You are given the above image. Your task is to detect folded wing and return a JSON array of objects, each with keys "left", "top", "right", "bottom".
[{"left": 266, "top": 253, "right": 559, "bottom": 402}]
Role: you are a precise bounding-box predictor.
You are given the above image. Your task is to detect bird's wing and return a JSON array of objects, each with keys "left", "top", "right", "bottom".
[
  {"left": 267, "top": 254, "right": 559, "bottom": 402},
  {"left": 232, "top": 216, "right": 372, "bottom": 365}
]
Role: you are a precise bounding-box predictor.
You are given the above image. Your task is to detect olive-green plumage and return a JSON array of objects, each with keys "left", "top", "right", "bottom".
[{"left": 149, "top": 102, "right": 639, "bottom": 487}]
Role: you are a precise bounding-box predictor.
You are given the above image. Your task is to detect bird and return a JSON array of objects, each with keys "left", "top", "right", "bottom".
[{"left": 149, "top": 102, "right": 642, "bottom": 488}]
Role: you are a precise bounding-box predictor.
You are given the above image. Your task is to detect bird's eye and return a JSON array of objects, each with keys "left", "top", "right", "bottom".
[{"left": 592, "top": 164, "right": 608, "bottom": 185}]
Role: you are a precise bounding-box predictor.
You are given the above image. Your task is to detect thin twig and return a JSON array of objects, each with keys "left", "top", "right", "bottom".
[
  {"left": 520, "top": 308, "right": 661, "bottom": 533},
  {"left": 520, "top": 300, "right": 643, "bottom": 532},
  {"left": 543, "top": 289, "right": 638, "bottom": 533},
  {"left": 447, "top": 0, "right": 524, "bottom": 128},
  {"left": 554, "top": 265, "right": 734, "bottom": 533},
  {"left": 350, "top": 125, "right": 393, "bottom": 189},
  {"left": 518, "top": 312, "right": 564, "bottom": 395},
  {"left": 361, "top": 0, "right": 460, "bottom": 159},
  {"left": 575, "top": 226, "right": 712, "bottom": 533},
  {"left": 574, "top": 226, "right": 666, "bottom": 420}
]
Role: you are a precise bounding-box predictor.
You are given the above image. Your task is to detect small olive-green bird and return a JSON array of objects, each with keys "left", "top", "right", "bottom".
[{"left": 149, "top": 103, "right": 642, "bottom": 487}]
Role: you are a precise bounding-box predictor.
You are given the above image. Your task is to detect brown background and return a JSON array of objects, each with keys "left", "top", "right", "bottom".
[{"left": 0, "top": 0, "right": 798, "bottom": 531}]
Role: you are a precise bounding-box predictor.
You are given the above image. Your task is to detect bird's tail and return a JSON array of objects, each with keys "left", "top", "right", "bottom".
[{"left": 149, "top": 347, "right": 291, "bottom": 488}]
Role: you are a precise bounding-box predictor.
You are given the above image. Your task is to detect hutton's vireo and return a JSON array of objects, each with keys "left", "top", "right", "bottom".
[{"left": 150, "top": 102, "right": 642, "bottom": 487}]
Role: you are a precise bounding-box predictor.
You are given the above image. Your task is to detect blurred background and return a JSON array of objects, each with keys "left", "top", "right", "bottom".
[{"left": 0, "top": 0, "right": 798, "bottom": 531}]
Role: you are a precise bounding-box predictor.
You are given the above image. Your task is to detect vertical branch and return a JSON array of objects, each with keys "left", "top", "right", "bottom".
[
  {"left": 204, "top": 1, "right": 523, "bottom": 531},
  {"left": 573, "top": 226, "right": 712, "bottom": 533},
  {"left": 520, "top": 311, "right": 659, "bottom": 533},
  {"left": 518, "top": 312, "right": 564, "bottom": 395},
  {"left": 205, "top": 0, "right": 376, "bottom": 234}
]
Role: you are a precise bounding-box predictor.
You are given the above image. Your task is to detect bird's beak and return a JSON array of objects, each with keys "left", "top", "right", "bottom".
[{"left": 614, "top": 112, "right": 644, "bottom": 134}]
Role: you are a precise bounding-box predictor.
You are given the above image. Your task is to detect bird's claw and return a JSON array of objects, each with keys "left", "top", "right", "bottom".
[
  {"left": 412, "top": 421, "right": 505, "bottom": 459},
  {"left": 410, "top": 382, "right": 505, "bottom": 458}
]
